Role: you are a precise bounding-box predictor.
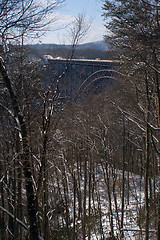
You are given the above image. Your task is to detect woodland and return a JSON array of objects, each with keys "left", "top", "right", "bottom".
[{"left": 0, "top": 0, "right": 160, "bottom": 240}]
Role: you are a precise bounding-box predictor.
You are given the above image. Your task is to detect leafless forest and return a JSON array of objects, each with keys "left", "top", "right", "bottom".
[{"left": 0, "top": 0, "right": 160, "bottom": 240}]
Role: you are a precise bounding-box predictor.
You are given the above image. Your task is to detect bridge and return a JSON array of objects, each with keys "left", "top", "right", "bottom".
[{"left": 43, "top": 56, "right": 118, "bottom": 101}]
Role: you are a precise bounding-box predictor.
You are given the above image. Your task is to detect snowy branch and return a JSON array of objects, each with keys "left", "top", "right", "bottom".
[
  {"left": 122, "top": 228, "right": 157, "bottom": 233},
  {"left": 0, "top": 206, "right": 28, "bottom": 229},
  {"left": 147, "top": 122, "right": 160, "bottom": 131}
]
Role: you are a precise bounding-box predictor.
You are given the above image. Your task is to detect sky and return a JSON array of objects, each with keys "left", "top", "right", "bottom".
[{"left": 40, "top": 0, "right": 107, "bottom": 44}]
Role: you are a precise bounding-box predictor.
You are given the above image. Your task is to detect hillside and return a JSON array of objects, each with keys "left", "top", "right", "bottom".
[{"left": 27, "top": 40, "right": 112, "bottom": 60}]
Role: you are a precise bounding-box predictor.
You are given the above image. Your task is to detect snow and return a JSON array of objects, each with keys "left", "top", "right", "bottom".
[{"left": 49, "top": 163, "right": 158, "bottom": 239}]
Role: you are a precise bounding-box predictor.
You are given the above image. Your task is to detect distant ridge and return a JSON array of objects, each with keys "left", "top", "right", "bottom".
[
  {"left": 28, "top": 40, "right": 108, "bottom": 51},
  {"left": 75, "top": 40, "right": 108, "bottom": 50}
]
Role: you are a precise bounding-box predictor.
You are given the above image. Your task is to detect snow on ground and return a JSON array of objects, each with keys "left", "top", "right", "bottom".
[
  {"left": 51, "top": 163, "right": 158, "bottom": 239},
  {"left": 89, "top": 166, "right": 157, "bottom": 239}
]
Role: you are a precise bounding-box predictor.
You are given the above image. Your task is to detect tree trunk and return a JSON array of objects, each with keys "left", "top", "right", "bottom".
[
  {"left": 120, "top": 116, "right": 126, "bottom": 239},
  {"left": 0, "top": 59, "right": 39, "bottom": 240},
  {"left": 144, "top": 73, "right": 150, "bottom": 240},
  {"left": 0, "top": 181, "right": 6, "bottom": 240}
]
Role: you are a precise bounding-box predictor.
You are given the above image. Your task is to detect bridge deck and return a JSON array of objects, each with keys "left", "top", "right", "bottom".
[{"left": 44, "top": 56, "right": 119, "bottom": 67}]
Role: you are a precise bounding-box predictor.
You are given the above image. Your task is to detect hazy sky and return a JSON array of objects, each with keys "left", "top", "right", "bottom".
[{"left": 41, "top": 0, "right": 106, "bottom": 44}]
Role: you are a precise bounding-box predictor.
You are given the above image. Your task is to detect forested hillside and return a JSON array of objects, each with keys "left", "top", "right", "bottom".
[
  {"left": 0, "top": 0, "right": 160, "bottom": 240},
  {"left": 27, "top": 41, "right": 112, "bottom": 60}
]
